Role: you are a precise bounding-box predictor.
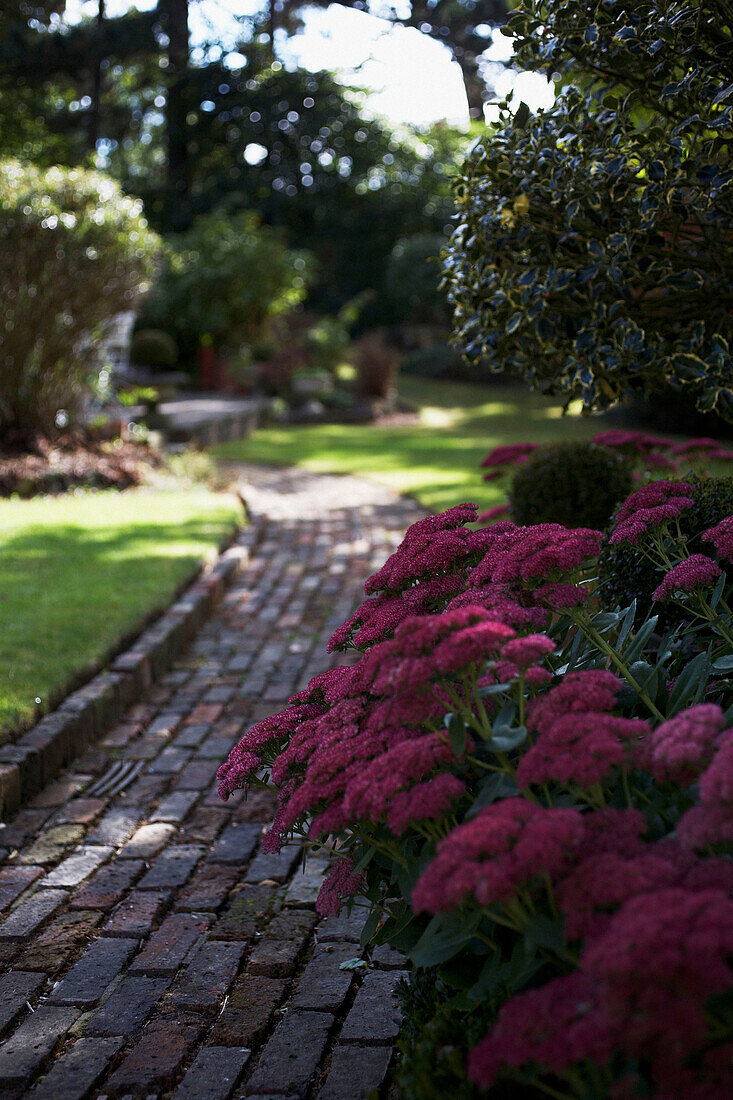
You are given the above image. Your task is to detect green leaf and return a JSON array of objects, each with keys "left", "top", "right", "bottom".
[
  {"left": 492, "top": 725, "right": 528, "bottom": 752},
  {"left": 709, "top": 571, "right": 727, "bottom": 611},
  {"left": 359, "top": 907, "right": 382, "bottom": 949},
  {"left": 449, "top": 713, "right": 467, "bottom": 758},
  {"left": 479, "top": 682, "right": 513, "bottom": 696},
  {"left": 711, "top": 654, "right": 733, "bottom": 673},
  {"left": 410, "top": 912, "right": 481, "bottom": 968},
  {"left": 465, "top": 771, "right": 517, "bottom": 819},
  {"left": 506, "top": 312, "right": 523, "bottom": 334},
  {"left": 523, "top": 913, "right": 566, "bottom": 952},
  {"left": 339, "top": 957, "right": 368, "bottom": 971},
  {"left": 668, "top": 650, "right": 710, "bottom": 712},
  {"left": 513, "top": 101, "right": 530, "bottom": 129},
  {"left": 617, "top": 601, "right": 638, "bottom": 648},
  {"left": 492, "top": 701, "right": 516, "bottom": 734},
  {"left": 623, "top": 616, "right": 659, "bottom": 663},
  {"left": 713, "top": 82, "right": 733, "bottom": 107}
]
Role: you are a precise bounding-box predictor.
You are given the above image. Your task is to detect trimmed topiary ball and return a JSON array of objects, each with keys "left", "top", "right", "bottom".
[
  {"left": 130, "top": 328, "right": 178, "bottom": 370},
  {"left": 598, "top": 474, "right": 733, "bottom": 617},
  {"left": 508, "top": 441, "right": 634, "bottom": 529}
]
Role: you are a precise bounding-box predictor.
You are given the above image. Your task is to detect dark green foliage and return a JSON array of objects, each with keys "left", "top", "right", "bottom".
[
  {"left": 403, "top": 343, "right": 464, "bottom": 379},
  {"left": 395, "top": 971, "right": 540, "bottom": 1100},
  {"left": 129, "top": 329, "right": 178, "bottom": 370},
  {"left": 444, "top": 1, "right": 733, "bottom": 419},
  {"left": 508, "top": 441, "right": 634, "bottom": 529},
  {"left": 383, "top": 234, "right": 451, "bottom": 327},
  {"left": 118, "top": 66, "right": 459, "bottom": 312},
  {"left": 394, "top": 973, "right": 483, "bottom": 1100},
  {"left": 138, "top": 211, "right": 310, "bottom": 360},
  {"left": 598, "top": 475, "right": 733, "bottom": 616}
]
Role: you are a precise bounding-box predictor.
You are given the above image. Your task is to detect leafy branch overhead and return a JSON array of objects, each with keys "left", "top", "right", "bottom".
[{"left": 444, "top": 1, "right": 733, "bottom": 418}]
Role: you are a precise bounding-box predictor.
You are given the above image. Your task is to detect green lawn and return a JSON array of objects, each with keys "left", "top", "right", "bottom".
[
  {"left": 0, "top": 487, "right": 241, "bottom": 738},
  {"left": 213, "top": 377, "right": 601, "bottom": 513}
]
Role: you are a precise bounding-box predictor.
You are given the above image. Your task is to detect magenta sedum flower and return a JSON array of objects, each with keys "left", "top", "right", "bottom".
[
  {"left": 468, "top": 973, "right": 618, "bottom": 1088},
  {"left": 608, "top": 480, "right": 694, "bottom": 545},
  {"left": 670, "top": 436, "right": 723, "bottom": 456},
  {"left": 446, "top": 584, "right": 547, "bottom": 630},
  {"left": 644, "top": 704, "right": 727, "bottom": 785},
  {"left": 364, "top": 503, "right": 482, "bottom": 595},
  {"left": 502, "top": 634, "right": 556, "bottom": 668},
  {"left": 469, "top": 524, "right": 602, "bottom": 587},
  {"left": 699, "top": 729, "right": 733, "bottom": 805},
  {"left": 652, "top": 554, "right": 722, "bottom": 602},
  {"left": 316, "top": 855, "right": 365, "bottom": 917},
  {"left": 592, "top": 429, "right": 672, "bottom": 454},
  {"left": 556, "top": 849, "right": 681, "bottom": 940},
  {"left": 581, "top": 888, "right": 733, "bottom": 1066},
  {"left": 527, "top": 669, "right": 623, "bottom": 735},
  {"left": 532, "top": 581, "right": 589, "bottom": 608},
  {"left": 480, "top": 442, "right": 538, "bottom": 469},
  {"left": 386, "top": 774, "right": 466, "bottom": 835},
  {"left": 412, "top": 798, "right": 584, "bottom": 913},
  {"left": 517, "top": 712, "right": 650, "bottom": 788},
  {"left": 702, "top": 514, "right": 733, "bottom": 563}
]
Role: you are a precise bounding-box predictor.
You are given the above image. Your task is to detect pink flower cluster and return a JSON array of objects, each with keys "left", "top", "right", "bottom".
[
  {"left": 327, "top": 505, "right": 512, "bottom": 652},
  {"left": 468, "top": 972, "right": 617, "bottom": 1086},
  {"left": 316, "top": 855, "right": 364, "bottom": 917},
  {"left": 219, "top": 529, "right": 560, "bottom": 872},
  {"left": 469, "top": 523, "right": 602, "bottom": 587},
  {"left": 677, "top": 723, "right": 733, "bottom": 851},
  {"left": 592, "top": 429, "right": 674, "bottom": 455},
  {"left": 703, "top": 515, "right": 733, "bottom": 563},
  {"left": 364, "top": 503, "right": 485, "bottom": 595},
  {"left": 217, "top": 486, "right": 733, "bottom": 1097},
  {"left": 652, "top": 553, "right": 722, "bottom": 602},
  {"left": 480, "top": 442, "right": 538, "bottom": 478},
  {"left": 608, "top": 480, "right": 695, "bottom": 545},
  {"left": 518, "top": 711, "right": 650, "bottom": 788},
  {"left": 412, "top": 799, "right": 585, "bottom": 912},
  {"left": 644, "top": 704, "right": 728, "bottom": 785},
  {"left": 469, "top": 887, "right": 733, "bottom": 1092}
]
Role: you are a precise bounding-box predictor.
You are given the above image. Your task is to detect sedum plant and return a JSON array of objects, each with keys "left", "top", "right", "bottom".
[
  {"left": 444, "top": 1, "right": 733, "bottom": 418},
  {"left": 219, "top": 483, "right": 733, "bottom": 1097}
]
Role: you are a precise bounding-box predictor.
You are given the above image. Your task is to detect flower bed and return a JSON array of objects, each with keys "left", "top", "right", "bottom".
[{"left": 219, "top": 482, "right": 733, "bottom": 1097}]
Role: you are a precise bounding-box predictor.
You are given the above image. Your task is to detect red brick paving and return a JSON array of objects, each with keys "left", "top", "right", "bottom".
[{"left": 0, "top": 466, "right": 422, "bottom": 1098}]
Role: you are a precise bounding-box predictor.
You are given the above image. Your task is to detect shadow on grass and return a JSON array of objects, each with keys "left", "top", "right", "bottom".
[
  {"left": 0, "top": 514, "right": 236, "bottom": 739},
  {"left": 218, "top": 386, "right": 600, "bottom": 513}
]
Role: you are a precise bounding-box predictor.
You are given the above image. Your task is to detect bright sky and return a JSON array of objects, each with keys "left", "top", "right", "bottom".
[{"left": 63, "top": 0, "right": 554, "bottom": 127}]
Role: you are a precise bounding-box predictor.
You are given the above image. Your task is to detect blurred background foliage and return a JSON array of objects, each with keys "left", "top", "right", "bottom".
[{"left": 0, "top": 0, "right": 514, "bottom": 349}]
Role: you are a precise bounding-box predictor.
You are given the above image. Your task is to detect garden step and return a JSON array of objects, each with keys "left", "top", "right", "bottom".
[{"left": 0, "top": 464, "right": 422, "bottom": 1094}]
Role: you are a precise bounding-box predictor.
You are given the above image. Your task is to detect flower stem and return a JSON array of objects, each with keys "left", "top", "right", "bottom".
[{"left": 574, "top": 616, "right": 664, "bottom": 720}]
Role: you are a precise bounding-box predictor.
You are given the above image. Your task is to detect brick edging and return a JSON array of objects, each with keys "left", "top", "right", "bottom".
[{"left": 0, "top": 515, "right": 264, "bottom": 819}]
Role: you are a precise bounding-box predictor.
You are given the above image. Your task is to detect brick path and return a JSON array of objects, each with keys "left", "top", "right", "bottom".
[{"left": 0, "top": 465, "right": 424, "bottom": 1099}]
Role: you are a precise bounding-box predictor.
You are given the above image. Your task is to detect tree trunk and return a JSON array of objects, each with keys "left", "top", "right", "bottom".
[
  {"left": 88, "top": 0, "right": 105, "bottom": 152},
  {"left": 160, "top": 0, "right": 190, "bottom": 198},
  {"left": 456, "top": 54, "right": 486, "bottom": 120},
  {"left": 267, "top": 0, "right": 277, "bottom": 62}
]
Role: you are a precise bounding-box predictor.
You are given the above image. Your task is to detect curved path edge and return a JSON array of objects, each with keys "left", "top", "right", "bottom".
[
  {"left": 0, "top": 463, "right": 424, "bottom": 1099},
  {"left": 0, "top": 514, "right": 261, "bottom": 820}
]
